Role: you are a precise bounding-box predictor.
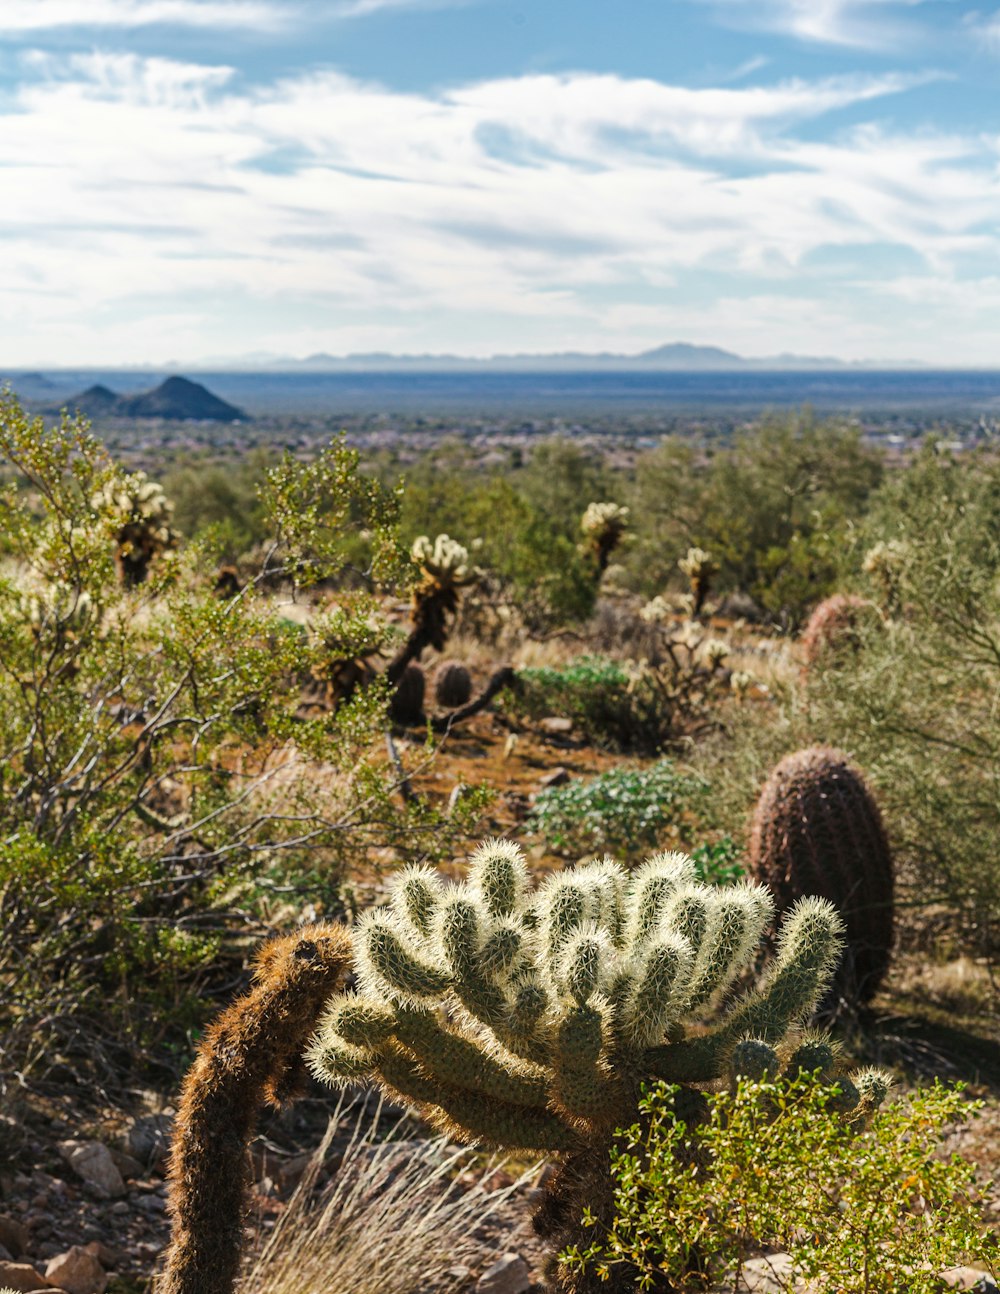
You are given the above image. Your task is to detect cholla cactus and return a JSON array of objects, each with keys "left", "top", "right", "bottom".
[
  {"left": 730, "top": 669, "right": 755, "bottom": 702},
  {"left": 308, "top": 841, "right": 889, "bottom": 1293},
  {"left": 678, "top": 545, "right": 719, "bottom": 616},
  {"left": 703, "top": 637, "right": 729, "bottom": 669},
  {"left": 91, "top": 470, "right": 178, "bottom": 587},
  {"left": 580, "top": 502, "right": 629, "bottom": 573},
  {"left": 862, "top": 539, "right": 908, "bottom": 613},
  {"left": 387, "top": 535, "right": 478, "bottom": 686},
  {"left": 639, "top": 594, "right": 671, "bottom": 624}
]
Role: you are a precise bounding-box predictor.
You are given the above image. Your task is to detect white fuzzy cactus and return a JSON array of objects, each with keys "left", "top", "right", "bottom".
[{"left": 410, "top": 533, "right": 475, "bottom": 586}]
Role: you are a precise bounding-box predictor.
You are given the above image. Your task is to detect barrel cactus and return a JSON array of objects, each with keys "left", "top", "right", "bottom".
[
  {"left": 678, "top": 546, "right": 718, "bottom": 616},
  {"left": 862, "top": 539, "right": 908, "bottom": 614},
  {"left": 580, "top": 502, "right": 629, "bottom": 573},
  {"left": 434, "top": 660, "right": 472, "bottom": 709},
  {"left": 91, "top": 470, "right": 178, "bottom": 587},
  {"left": 749, "top": 747, "right": 894, "bottom": 1016},
  {"left": 308, "top": 840, "right": 889, "bottom": 1293},
  {"left": 390, "top": 662, "right": 425, "bottom": 725},
  {"left": 801, "top": 593, "right": 881, "bottom": 668}
]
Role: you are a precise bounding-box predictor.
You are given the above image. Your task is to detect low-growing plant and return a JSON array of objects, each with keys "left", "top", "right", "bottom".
[
  {"left": 566, "top": 1076, "right": 997, "bottom": 1293},
  {"left": 527, "top": 760, "right": 709, "bottom": 859}
]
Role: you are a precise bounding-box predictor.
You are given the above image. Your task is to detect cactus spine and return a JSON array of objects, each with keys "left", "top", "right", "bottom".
[
  {"left": 91, "top": 470, "right": 178, "bottom": 587},
  {"left": 163, "top": 923, "right": 352, "bottom": 1294},
  {"left": 678, "top": 546, "right": 718, "bottom": 617},
  {"left": 308, "top": 840, "right": 888, "bottom": 1293},
  {"left": 433, "top": 659, "right": 473, "bottom": 709},
  {"left": 580, "top": 502, "right": 629, "bottom": 573},
  {"left": 749, "top": 747, "right": 894, "bottom": 1016}
]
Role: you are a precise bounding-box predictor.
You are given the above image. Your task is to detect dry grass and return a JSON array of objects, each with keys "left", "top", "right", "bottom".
[{"left": 239, "top": 1097, "right": 539, "bottom": 1294}]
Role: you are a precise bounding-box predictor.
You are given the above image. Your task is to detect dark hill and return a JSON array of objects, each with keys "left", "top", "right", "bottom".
[
  {"left": 60, "top": 375, "right": 247, "bottom": 422},
  {"left": 71, "top": 384, "right": 121, "bottom": 417},
  {"left": 118, "top": 376, "right": 246, "bottom": 421}
]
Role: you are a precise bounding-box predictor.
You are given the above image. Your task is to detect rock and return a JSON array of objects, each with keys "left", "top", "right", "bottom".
[
  {"left": 274, "top": 1152, "right": 313, "bottom": 1194},
  {"left": 0, "top": 1244, "right": 12, "bottom": 1263},
  {"left": 81, "top": 1244, "right": 117, "bottom": 1271},
  {"left": 105, "top": 1150, "right": 143, "bottom": 1182},
  {"left": 56, "top": 1145, "right": 124, "bottom": 1200},
  {"left": 539, "top": 717, "right": 573, "bottom": 735},
  {"left": 126, "top": 1114, "right": 173, "bottom": 1168},
  {"left": 475, "top": 1253, "right": 531, "bottom": 1294},
  {"left": 0, "top": 1217, "right": 29, "bottom": 1259},
  {"left": 0, "top": 1259, "right": 53, "bottom": 1291},
  {"left": 940, "top": 1269, "right": 999, "bottom": 1292},
  {"left": 537, "top": 767, "right": 569, "bottom": 789},
  {"left": 45, "top": 1247, "right": 108, "bottom": 1294}
]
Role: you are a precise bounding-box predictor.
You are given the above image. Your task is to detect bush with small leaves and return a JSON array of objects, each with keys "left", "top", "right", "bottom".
[
  {"left": 307, "top": 838, "right": 889, "bottom": 1294},
  {"left": 566, "top": 1076, "right": 996, "bottom": 1294}
]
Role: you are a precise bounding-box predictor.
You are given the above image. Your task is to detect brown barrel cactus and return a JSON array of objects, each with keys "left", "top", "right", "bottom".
[
  {"left": 800, "top": 594, "right": 881, "bottom": 669},
  {"left": 749, "top": 746, "right": 894, "bottom": 1015},
  {"left": 434, "top": 660, "right": 472, "bottom": 709}
]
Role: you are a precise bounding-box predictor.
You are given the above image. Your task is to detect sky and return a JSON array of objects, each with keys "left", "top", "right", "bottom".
[{"left": 1, "top": 0, "right": 1000, "bottom": 365}]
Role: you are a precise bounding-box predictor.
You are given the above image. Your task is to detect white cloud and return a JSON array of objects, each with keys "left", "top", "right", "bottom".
[
  {"left": 0, "top": 54, "right": 997, "bottom": 363},
  {"left": 708, "top": 0, "right": 933, "bottom": 50},
  {"left": 330, "top": 0, "right": 472, "bottom": 16},
  {"left": 0, "top": 0, "right": 287, "bottom": 32}
]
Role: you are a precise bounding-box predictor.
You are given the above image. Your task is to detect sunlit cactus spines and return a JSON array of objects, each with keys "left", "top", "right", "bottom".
[
  {"left": 580, "top": 501, "right": 629, "bottom": 572},
  {"left": 749, "top": 747, "right": 895, "bottom": 1017},
  {"left": 91, "top": 469, "right": 178, "bottom": 587},
  {"left": 862, "top": 538, "right": 909, "bottom": 612},
  {"left": 703, "top": 637, "right": 729, "bottom": 669},
  {"left": 800, "top": 593, "right": 881, "bottom": 668},
  {"left": 307, "top": 838, "right": 890, "bottom": 1294},
  {"left": 678, "top": 544, "right": 719, "bottom": 616},
  {"left": 387, "top": 534, "right": 478, "bottom": 685},
  {"left": 433, "top": 659, "right": 472, "bottom": 709},
  {"left": 639, "top": 594, "right": 671, "bottom": 624},
  {"left": 730, "top": 668, "right": 755, "bottom": 701},
  {"left": 411, "top": 532, "right": 475, "bottom": 587}
]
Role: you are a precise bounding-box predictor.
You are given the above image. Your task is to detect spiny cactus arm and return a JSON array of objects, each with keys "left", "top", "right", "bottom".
[
  {"left": 643, "top": 897, "right": 844, "bottom": 1083},
  {"left": 683, "top": 886, "right": 773, "bottom": 1011},
  {"left": 624, "top": 852, "right": 698, "bottom": 949},
  {"left": 468, "top": 838, "right": 529, "bottom": 919},
  {"left": 376, "top": 1044, "right": 582, "bottom": 1152},
  {"left": 552, "top": 1002, "right": 623, "bottom": 1125},
  {"left": 163, "top": 923, "right": 352, "bottom": 1294},
  {"left": 355, "top": 910, "right": 451, "bottom": 1004},
  {"left": 391, "top": 1005, "right": 552, "bottom": 1108},
  {"left": 436, "top": 892, "right": 510, "bottom": 1028},
  {"left": 614, "top": 933, "right": 694, "bottom": 1051},
  {"left": 390, "top": 863, "right": 445, "bottom": 939}
]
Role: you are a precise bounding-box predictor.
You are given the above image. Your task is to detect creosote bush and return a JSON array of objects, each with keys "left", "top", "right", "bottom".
[
  {"left": 567, "top": 1076, "right": 997, "bottom": 1293},
  {"left": 307, "top": 839, "right": 889, "bottom": 1294}
]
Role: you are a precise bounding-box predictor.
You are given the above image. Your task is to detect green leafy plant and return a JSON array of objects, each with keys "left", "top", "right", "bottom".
[
  {"left": 567, "top": 1076, "right": 997, "bottom": 1293},
  {"left": 527, "top": 760, "right": 708, "bottom": 858}
]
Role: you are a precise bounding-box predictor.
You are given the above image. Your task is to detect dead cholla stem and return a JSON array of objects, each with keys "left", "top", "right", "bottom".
[{"left": 161, "top": 923, "right": 353, "bottom": 1294}]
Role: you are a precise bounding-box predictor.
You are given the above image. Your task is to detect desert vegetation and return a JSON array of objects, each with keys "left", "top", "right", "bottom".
[{"left": 0, "top": 391, "right": 997, "bottom": 1294}]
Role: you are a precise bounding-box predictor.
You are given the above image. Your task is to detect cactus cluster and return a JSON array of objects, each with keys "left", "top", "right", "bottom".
[
  {"left": 307, "top": 840, "right": 889, "bottom": 1292},
  {"left": 678, "top": 545, "right": 718, "bottom": 616},
  {"left": 22, "top": 582, "right": 96, "bottom": 644},
  {"left": 580, "top": 502, "right": 629, "bottom": 573},
  {"left": 749, "top": 747, "right": 894, "bottom": 1016},
  {"left": 801, "top": 593, "right": 881, "bottom": 668},
  {"left": 91, "top": 471, "right": 178, "bottom": 587}
]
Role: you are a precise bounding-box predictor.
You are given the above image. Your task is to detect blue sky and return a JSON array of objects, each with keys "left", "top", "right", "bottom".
[{"left": 1, "top": 0, "right": 999, "bottom": 365}]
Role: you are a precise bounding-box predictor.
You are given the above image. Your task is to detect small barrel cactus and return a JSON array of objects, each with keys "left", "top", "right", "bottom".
[
  {"left": 390, "top": 662, "right": 425, "bottom": 725},
  {"left": 91, "top": 470, "right": 178, "bottom": 587},
  {"left": 678, "top": 546, "right": 718, "bottom": 616},
  {"left": 434, "top": 660, "right": 472, "bottom": 709},
  {"left": 580, "top": 502, "right": 629, "bottom": 572},
  {"left": 308, "top": 839, "right": 889, "bottom": 1293},
  {"left": 801, "top": 593, "right": 881, "bottom": 668},
  {"left": 862, "top": 539, "right": 908, "bottom": 613},
  {"left": 749, "top": 747, "right": 894, "bottom": 1015}
]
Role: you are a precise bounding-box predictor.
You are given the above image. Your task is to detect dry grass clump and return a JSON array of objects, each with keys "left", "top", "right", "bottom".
[{"left": 239, "top": 1098, "right": 536, "bottom": 1294}]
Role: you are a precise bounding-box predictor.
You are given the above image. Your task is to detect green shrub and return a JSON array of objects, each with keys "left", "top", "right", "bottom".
[
  {"left": 527, "top": 760, "right": 717, "bottom": 863},
  {"left": 512, "top": 655, "right": 712, "bottom": 754},
  {"left": 567, "top": 1076, "right": 997, "bottom": 1292}
]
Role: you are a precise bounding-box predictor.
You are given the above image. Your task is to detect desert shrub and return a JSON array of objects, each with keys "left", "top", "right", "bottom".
[
  {"left": 511, "top": 649, "right": 725, "bottom": 754},
  {"left": 0, "top": 395, "right": 485, "bottom": 1087},
  {"left": 165, "top": 451, "right": 273, "bottom": 560},
  {"left": 527, "top": 760, "right": 710, "bottom": 860},
  {"left": 567, "top": 1076, "right": 997, "bottom": 1292}
]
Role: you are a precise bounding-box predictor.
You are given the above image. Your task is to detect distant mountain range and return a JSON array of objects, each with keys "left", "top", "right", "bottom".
[
  {"left": 56, "top": 376, "right": 247, "bottom": 422},
  {"left": 184, "top": 341, "right": 925, "bottom": 373}
]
